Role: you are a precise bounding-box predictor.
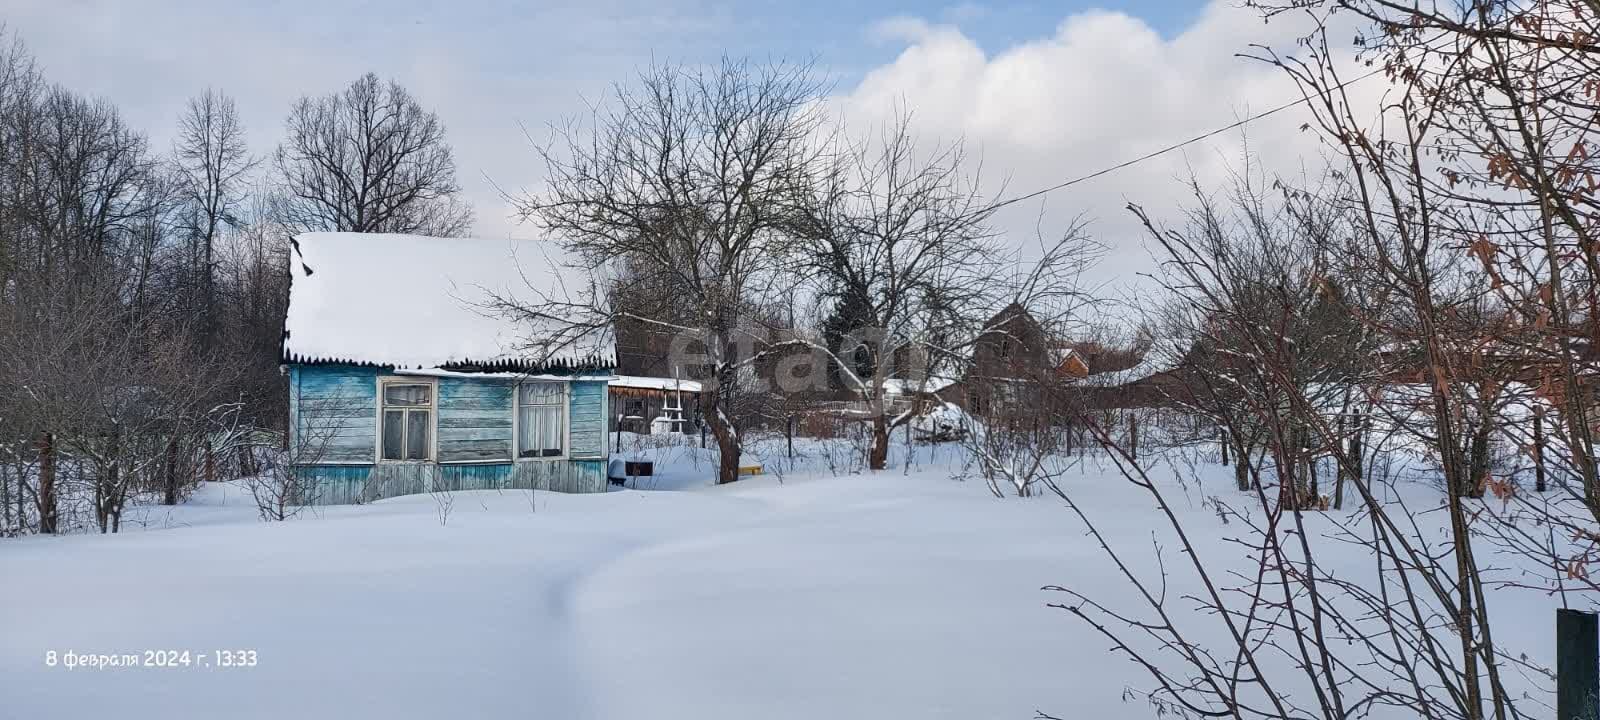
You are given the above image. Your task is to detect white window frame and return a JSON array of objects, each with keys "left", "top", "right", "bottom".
[
  {"left": 376, "top": 377, "right": 438, "bottom": 463},
  {"left": 513, "top": 381, "right": 570, "bottom": 461}
]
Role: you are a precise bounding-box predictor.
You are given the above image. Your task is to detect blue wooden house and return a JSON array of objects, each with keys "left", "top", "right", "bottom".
[{"left": 282, "top": 232, "right": 614, "bottom": 505}]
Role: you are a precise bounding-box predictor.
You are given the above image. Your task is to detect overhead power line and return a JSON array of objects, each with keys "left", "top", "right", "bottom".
[{"left": 988, "top": 66, "right": 1386, "bottom": 212}]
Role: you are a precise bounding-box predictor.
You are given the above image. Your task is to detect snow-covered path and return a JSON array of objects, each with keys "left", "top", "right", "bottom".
[{"left": 0, "top": 458, "right": 1565, "bottom": 719}]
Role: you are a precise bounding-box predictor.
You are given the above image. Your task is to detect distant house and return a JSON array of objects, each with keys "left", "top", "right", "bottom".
[
  {"left": 282, "top": 232, "right": 615, "bottom": 504},
  {"left": 606, "top": 313, "right": 706, "bottom": 434},
  {"left": 937, "top": 303, "right": 1087, "bottom": 417},
  {"left": 609, "top": 375, "right": 701, "bottom": 434},
  {"left": 1073, "top": 337, "right": 1195, "bottom": 410}
]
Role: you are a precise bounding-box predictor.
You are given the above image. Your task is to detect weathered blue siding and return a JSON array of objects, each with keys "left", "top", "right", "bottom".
[
  {"left": 568, "top": 380, "right": 607, "bottom": 458},
  {"left": 437, "top": 376, "right": 514, "bottom": 463},
  {"left": 295, "top": 461, "right": 609, "bottom": 504},
  {"left": 288, "top": 365, "right": 377, "bottom": 464},
  {"left": 289, "top": 365, "right": 610, "bottom": 504}
]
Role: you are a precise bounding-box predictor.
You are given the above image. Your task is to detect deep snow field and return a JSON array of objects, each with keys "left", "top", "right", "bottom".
[{"left": 0, "top": 434, "right": 1566, "bottom": 719}]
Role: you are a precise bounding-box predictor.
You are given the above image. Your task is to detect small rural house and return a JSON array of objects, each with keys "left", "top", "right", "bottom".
[
  {"left": 607, "top": 314, "right": 704, "bottom": 434},
  {"left": 282, "top": 232, "right": 615, "bottom": 504},
  {"left": 609, "top": 375, "right": 701, "bottom": 434},
  {"left": 937, "top": 303, "right": 1088, "bottom": 417}
]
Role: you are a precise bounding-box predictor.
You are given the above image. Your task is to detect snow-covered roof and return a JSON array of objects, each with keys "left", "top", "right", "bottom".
[
  {"left": 284, "top": 232, "right": 614, "bottom": 371},
  {"left": 610, "top": 375, "right": 703, "bottom": 393},
  {"left": 1079, "top": 338, "right": 1191, "bottom": 387},
  {"left": 1047, "top": 344, "right": 1082, "bottom": 368},
  {"left": 883, "top": 376, "right": 959, "bottom": 395}
]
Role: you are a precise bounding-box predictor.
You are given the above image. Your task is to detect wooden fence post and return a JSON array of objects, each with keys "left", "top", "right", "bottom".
[{"left": 1559, "top": 608, "right": 1599, "bottom": 720}]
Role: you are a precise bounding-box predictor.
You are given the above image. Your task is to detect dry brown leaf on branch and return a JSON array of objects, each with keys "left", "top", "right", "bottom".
[{"left": 1488, "top": 475, "right": 1515, "bottom": 502}]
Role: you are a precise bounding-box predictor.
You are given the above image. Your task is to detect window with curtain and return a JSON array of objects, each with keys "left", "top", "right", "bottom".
[
  {"left": 518, "top": 383, "right": 565, "bottom": 458},
  {"left": 380, "top": 382, "right": 433, "bottom": 461}
]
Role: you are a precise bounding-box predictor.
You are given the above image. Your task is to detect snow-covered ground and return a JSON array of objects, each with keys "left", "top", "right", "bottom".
[{"left": 0, "top": 434, "right": 1565, "bottom": 719}]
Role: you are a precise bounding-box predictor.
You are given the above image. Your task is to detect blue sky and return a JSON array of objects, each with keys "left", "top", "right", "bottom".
[
  {"left": 5, "top": 0, "right": 1338, "bottom": 300},
  {"left": 745, "top": 0, "right": 1208, "bottom": 50},
  {"left": 6, "top": 1, "right": 1214, "bottom": 136}
]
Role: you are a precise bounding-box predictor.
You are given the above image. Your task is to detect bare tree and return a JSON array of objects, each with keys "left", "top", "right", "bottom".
[
  {"left": 0, "top": 25, "right": 278, "bottom": 535},
  {"left": 0, "top": 45, "right": 166, "bottom": 532},
  {"left": 509, "top": 58, "right": 827, "bottom": 485},
  {"left": 213, "top": 192, "right": 291, "bottom": 433},
  {"left": 793, "top": 110, "right": 1005, "bottom": 470},
  {"left": 274, "top": 72, "right": 472, "bottom": 237},
  {"left": 1036, "top": 2, "right": 1600, "bottom": 715},
  {"left": 1032, "top": 172, "right": 1535, "bottom": 719},
  {"left": 1242, "top": 0, "right": 1600, "bottom": 613},
  {"left": 172, "top": 88, "right": 256, "bottom": 346},
  {"left": 246, "top": 392, "right": 340, "bottom": 521},
  {"left": 1135, "top": 165, "right": 1377, "bottom": 507}
]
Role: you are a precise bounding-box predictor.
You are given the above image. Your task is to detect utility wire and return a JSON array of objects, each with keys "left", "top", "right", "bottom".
[{"left": 988, "top": 66, "right": 1385, "bottom": 212}]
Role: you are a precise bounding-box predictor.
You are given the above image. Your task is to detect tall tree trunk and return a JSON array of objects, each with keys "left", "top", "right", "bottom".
[
  {"left": 203, "top": 223, "right": 216, "bottom": 347},
  {"left": 1333, "top": 410, "right": 1346, "bottom": 504},
  {"left": 94, "top": 469, "right": 107, "bottom": 534},
  {"left": 701, "top": 390, "right": 741, "bottom": 485},
  {"left": 13, "top": 461, "right": 23, "bottom": 533},
  {"left": 1534, "top": 410, "right": 1548, "bottom": 493},
  {"left": 1347, "top": 411, "right": 1366, "bottom": 508},
  {"left": 1128, "top": 413, "right": 1139, "bottom": 461},
  {"left": 100, "top": 430, "right": 121, "bottom": 534},
  {"left": 163, "top": 437, "right": 180, "bottom": 506},
  {"left": 37, "top": 432, "right": 56, "bottom": 534},
  {"left": 1466, "top": 420, "right": 1491, "bottom": 499},
  {"left": 1271, "top": 438, "right": 1298, "bottom": 511},
  {"left": 1, "top": 463, "right": 11, "bottom": 532},
  {"left": 1304, "top": 427, "right": 1319, "bottom": 504},
  {"left": 239, "top": 443, "right": 257, "bottom": 478},
  {"left": 869, "top": 415, "right": 890, "bottom": 470},
  {"left": 1233, "top": 433, "right": 1252, "bottom": 491}
]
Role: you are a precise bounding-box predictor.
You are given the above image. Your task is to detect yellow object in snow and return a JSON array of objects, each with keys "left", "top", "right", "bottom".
[{"left": 738, "top": 464, "right": 763, "bottom": 476}]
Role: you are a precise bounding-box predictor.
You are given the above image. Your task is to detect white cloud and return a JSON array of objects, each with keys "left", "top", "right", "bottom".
[{"left": 834, "top": 1, "right": 1371, "bottom": 309}]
